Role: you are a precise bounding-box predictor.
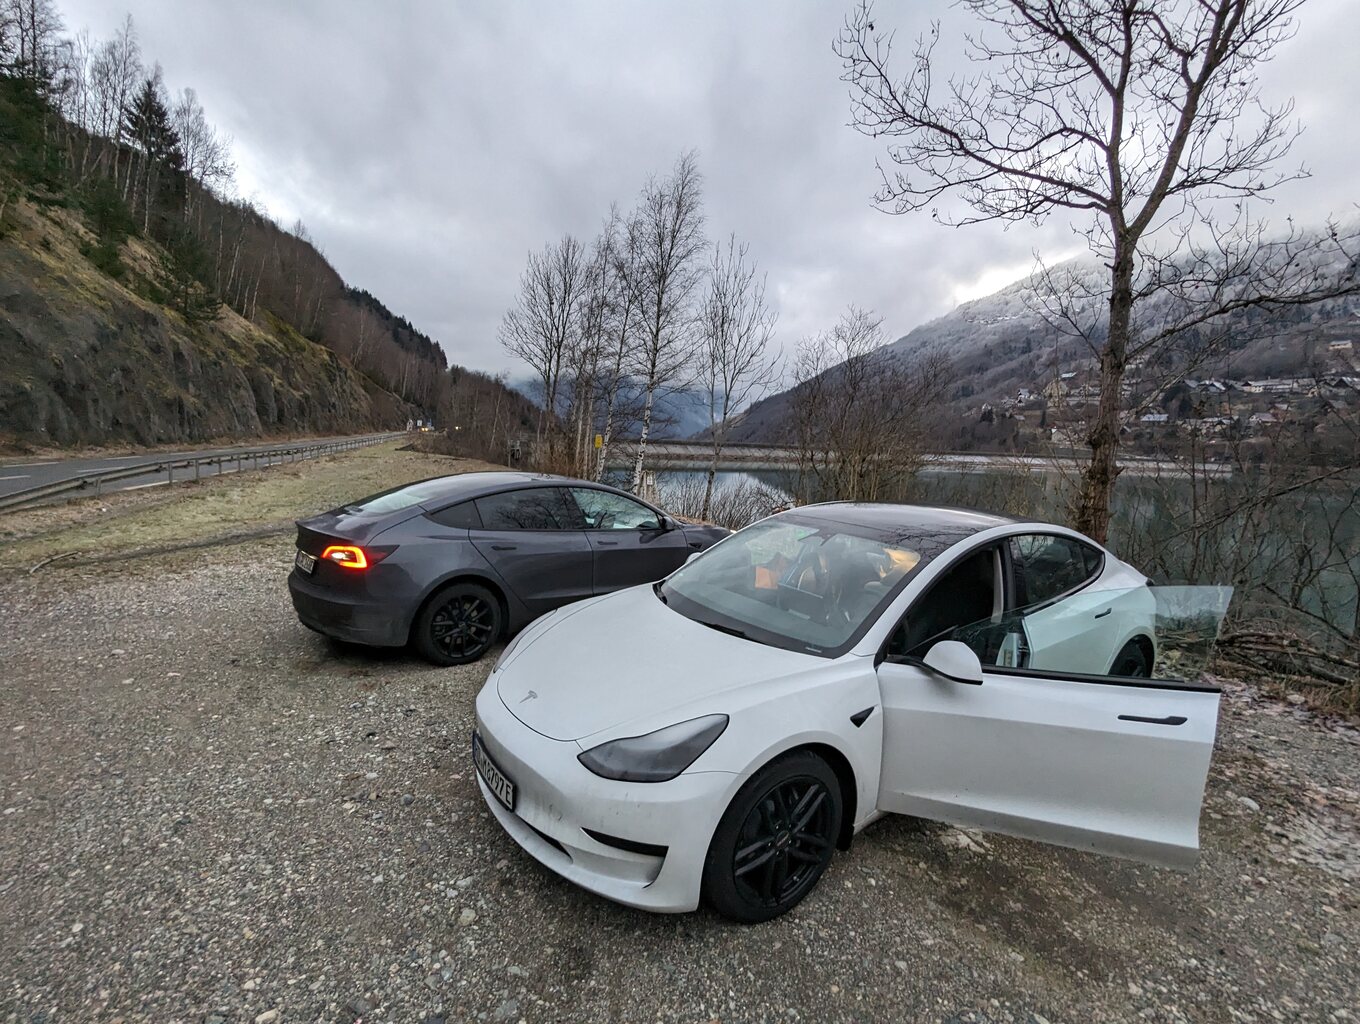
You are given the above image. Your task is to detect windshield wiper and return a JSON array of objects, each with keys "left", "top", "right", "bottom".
[{"left": 698, "top": 620, "right": 751, "bottom": 641}]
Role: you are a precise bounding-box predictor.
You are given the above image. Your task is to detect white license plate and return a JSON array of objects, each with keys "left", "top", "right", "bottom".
[
  {"left": 473, "top": 733, "right": 516, "bottom": 811},
  {"left": 294, "top": 549, "right": 317, "bottom": 575}
]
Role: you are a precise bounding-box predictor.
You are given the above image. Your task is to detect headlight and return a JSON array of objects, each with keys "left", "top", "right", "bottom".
[{"left": 577, "top": 715, "right": 729, "bottom": 783}]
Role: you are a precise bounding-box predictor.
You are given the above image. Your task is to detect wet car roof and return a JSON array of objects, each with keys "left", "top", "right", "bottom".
[
  {"left": 406, "top": 471, "right": 608, "bottom": 502},
  {"left": 785, "top": 502, "right": 1022, "bottom": 538}
]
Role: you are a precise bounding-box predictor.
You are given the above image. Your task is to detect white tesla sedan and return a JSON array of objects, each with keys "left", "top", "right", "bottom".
[{"left": 472, "top": 503, "right": 1226, "bottom": 922}]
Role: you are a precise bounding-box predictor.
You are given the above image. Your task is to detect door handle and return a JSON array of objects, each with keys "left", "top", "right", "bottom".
[
  {"left": 1118, "top": 714, "right": 1187, "bottom": 726},
  {"left": 596, "top": 540, "right": 619, "bottom": 547},
  {"left": 1093, "top": 608, "right": 1112, "bottom": 619},
  {"left": 490, "top": 544, "right": 516, "bottom": 551}
]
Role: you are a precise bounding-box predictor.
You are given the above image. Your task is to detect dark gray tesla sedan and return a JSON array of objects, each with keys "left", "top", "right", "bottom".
[{"left": 287, "top": 471, "right": 730, "bottom": 665}]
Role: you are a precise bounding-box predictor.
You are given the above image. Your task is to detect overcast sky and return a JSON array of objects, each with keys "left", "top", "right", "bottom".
[{"left": 59, "top": 0, "right": 1360, "bottom": 377}]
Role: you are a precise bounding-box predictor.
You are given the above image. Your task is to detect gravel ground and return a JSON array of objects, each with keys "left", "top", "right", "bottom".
[{"left": 2, "top": 537, "right": 1358, "bottom": 1024}]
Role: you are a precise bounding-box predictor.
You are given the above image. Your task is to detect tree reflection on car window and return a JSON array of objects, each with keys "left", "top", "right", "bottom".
[{"left": 475, "top": 488, "right": 570, "bottom": 531}]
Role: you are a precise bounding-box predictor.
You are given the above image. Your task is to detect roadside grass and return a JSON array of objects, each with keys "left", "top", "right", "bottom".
[{"left": 0, "top": 442, "right": 502, "bottom": 571}]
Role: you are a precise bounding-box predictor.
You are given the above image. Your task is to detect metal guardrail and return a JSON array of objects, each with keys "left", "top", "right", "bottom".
[{"left": 0, "top": 432, "right": 405, "bottom": 513}]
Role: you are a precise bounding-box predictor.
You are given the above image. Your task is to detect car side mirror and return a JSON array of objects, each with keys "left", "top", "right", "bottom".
[
  {"left": 685, "top": 551, "right": 703, "bottom": 565},
  {"left": 922, "top": 641, "right": 984, "bottom": 685}
]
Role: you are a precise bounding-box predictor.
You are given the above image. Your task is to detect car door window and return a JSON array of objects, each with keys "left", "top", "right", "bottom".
[
  {"left": 886, "top": 546, "right": 1000, "bottom": 660},
  {"left": 474, "top": 488, "right": 575, "bottom": 531},
  {"left": 1009, "top": 534, "right": 1103, "bottom": 609},
  {"left": 569, "top": 488, "right": 661, "bottom": 530}
]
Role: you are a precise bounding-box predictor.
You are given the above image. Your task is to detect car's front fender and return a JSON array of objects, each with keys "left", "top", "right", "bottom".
[{"left": 685, "top": 656, "right": 884, "bottom": 833}]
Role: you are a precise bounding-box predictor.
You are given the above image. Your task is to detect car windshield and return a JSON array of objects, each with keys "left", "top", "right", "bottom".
[
  {"left": 339, "top": 477, "right": 455, "bottom": 515},
  {"left": 658, "top": 513, "right": 952, "bottom": 657}
]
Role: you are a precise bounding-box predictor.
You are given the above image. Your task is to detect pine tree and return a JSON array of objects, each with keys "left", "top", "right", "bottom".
[
  {"left": 159, "top": 224, "right": 220, "bottom": 324},
  {"left": 121, "top": 71, "right": 183, "bottom": 231}
]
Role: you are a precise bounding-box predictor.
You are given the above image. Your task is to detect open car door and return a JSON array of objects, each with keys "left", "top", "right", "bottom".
[{"left": 875, "top": 585, "right": 1231, "bottom": 868}]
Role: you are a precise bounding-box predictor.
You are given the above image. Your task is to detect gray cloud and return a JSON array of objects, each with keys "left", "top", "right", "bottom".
[{"left": 59, "top": 0, "right": 1360, "bottom": 377}]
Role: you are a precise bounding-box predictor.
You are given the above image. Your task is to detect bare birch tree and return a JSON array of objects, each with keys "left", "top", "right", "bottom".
[
  {"left": 88, "top": 15, "right": 140, "bottom": 183},
  {"left": 499, "top": 234, "right": 586, "bottom": 463},
  {"left": 172, "top": 87, "right": 233, "bottom": 208},
  {"left": 837, "top": 0, "right": 1360, "bottom": 542},
  {"left": 624, "top": 151, "right": 707, "bottom": 493},
  {"left": 2, "top": 0, "right": 61, "bottom": 83},
  {"left": 790, "top": 307, "right": 950, "bottom": 503},
  {"left": 699, "top": 234, "right": 779, "bottom": 519},
  {"left": 592, "top": 204, "right": 640, "bottom": 480},
  {"left": 0, "top": 4, "right": 14, "bottom": 70}
]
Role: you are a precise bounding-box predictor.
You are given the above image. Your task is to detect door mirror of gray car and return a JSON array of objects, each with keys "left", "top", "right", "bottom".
[
  {"left": 922, "top": 640, "right": 984, "bottom": 685},
  {"left": 685, "top": 551, "right": 703, "bottom": 565}
]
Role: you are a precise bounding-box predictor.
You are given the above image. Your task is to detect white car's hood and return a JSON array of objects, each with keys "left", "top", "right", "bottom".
[{"left": 495, "top": 585, "right": 820, "bottom": 742}]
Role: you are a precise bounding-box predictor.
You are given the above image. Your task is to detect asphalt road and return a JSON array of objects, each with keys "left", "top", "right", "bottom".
[{"left": 0, "top": 433, "right": 402, "bottom": 503}]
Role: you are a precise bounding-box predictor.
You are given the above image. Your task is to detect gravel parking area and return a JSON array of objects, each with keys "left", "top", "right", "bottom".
[{"left": 2, "top": 537, "right": 1358, "bottom": 1024}]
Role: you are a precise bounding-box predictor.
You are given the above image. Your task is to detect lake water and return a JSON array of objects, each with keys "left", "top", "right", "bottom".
[{"left": 633, "top": 466, "right": 1359, "bottom": 638}]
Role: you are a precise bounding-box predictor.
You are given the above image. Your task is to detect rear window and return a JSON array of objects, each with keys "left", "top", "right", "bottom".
[
  {"left": 428, "top": 500, "right": 482, "bottom": 529},
  {"left": 341, "top": 478, "right": 457, "bottom": 515}
]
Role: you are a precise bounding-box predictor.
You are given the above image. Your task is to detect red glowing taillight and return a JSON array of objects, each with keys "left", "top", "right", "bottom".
[{"left": 321, "top": 545, "right": 371, "bottom": 570}]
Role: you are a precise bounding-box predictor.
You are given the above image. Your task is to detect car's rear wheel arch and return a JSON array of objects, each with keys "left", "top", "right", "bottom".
[
  {"left": 408, "top": 574, "right": 509, "bottom": 645},
  {"left": 1132, "top": 633, "right": 1154, "bottom": 666},
  {"left": 1110, "top": 634, "right": 1155, "bottom": 677}
]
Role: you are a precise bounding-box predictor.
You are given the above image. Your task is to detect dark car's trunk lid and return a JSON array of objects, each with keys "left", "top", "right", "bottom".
[{"left": 294, "top": 507, "right": 417, "bottom": 555}]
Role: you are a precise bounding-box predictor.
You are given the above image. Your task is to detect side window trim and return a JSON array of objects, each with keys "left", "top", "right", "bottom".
[
  {"left": 981, "top": 664, "right": 1221, "bottom": 694},
  {"left": 555, "top": 487, "right": 588, "bottom": 530},
  {"left": 1000, "top": 540, "right": 1018, "bottom": 613},
  {"left": 885, "top": 655, "right": 1221, "bottom": 693}
]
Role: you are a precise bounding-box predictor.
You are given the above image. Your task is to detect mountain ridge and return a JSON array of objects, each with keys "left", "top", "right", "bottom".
[{"left": 720, "top": 242, "right": 1360, "bottom": 445}]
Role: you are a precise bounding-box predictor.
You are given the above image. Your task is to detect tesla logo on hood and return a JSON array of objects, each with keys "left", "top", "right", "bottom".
[{"left": 518, "top": 690, "right": 538, "bottom": 704}]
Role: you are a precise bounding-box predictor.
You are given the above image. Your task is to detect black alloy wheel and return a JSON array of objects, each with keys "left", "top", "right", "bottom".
[
  {"left": 413, "top": 583, "right": 502, "bottom": 665},
  {"left": 1110, "top": 639, "right": 1152, "bottom": 678},
  {"left": 703, "top": 752, "right": 842, "bottom": 923}
]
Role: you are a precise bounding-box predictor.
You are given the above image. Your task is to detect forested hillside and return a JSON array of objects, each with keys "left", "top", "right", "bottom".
[
  {"left": 723, "top": 246, "right": 1360, "bottom": 447},
  {"left": 0, "top": 2, "right": 526, "bottom": 447}
]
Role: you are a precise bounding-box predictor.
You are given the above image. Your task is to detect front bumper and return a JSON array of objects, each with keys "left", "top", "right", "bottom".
[
  {"left": 287, "top": 570, "right": 408, "bottom": 647},
  {"left": 473, "top": 681, "right": 737, "bottom": 913}
]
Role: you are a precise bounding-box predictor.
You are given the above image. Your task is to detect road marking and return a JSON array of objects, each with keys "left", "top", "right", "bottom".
[
  {"left": 122, "top": 481, "right": 170, "bottom": 491},
  {"left": 0, "top": 474, "right": 31, "bottom": 481},
  {"left": 0, "top": 460, "right": 58, "bottom": 469}
]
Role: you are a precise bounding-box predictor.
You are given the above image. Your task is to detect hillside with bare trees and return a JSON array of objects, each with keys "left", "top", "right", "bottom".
[{"left": 0, "top": 0, "right": 519, "bottom": 447}]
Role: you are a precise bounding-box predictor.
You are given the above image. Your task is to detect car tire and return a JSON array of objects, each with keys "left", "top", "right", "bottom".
[
  {"left": 412, "top": 583, "right": 503, "bottom": 666},
  {"left": 702, "top": 751, "right": 842, "bottom": 924},
  {"left": 1111, "top": 639, "right": 1152, "bottom": 678}
]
